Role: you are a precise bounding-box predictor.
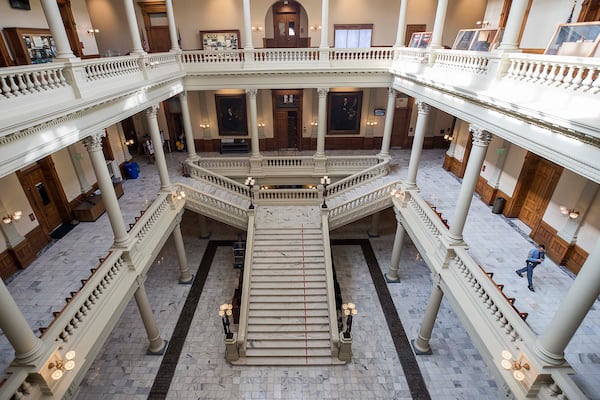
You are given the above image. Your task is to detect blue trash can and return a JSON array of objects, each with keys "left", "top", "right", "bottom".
[{"left": 124, "top": 162, "right": 140, "bottom": 179}]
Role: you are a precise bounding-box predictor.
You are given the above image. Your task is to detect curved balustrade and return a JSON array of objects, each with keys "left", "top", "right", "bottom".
[
  {"left": 326, "top": 160, "right": 389, "bottom": 198},
  {"left": 325, "top": 155, "right": 381, "bottom": 171},
  {"left": 261, "top": 157, "right": 315, "bottom": 169},
  {"left": 192, "top": 157, "right": 250, "bottom": 174},
  {"left": 0, "top": 64, "right": 67, "bottom": 100},
  {"left": 132, "top": 196, "right": 170, "bottom": 245},
  {"left": 82, "top": 56, "right": 140, "bottom": 82},
  {"left": 187, "top": 162, "right": 251, "bottom": 197},
  {"left": 395, "top": 47, "right": 429, "bottom": 62}
]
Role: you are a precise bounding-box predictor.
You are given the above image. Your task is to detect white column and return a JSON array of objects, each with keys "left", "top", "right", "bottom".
[
  {"left": 83, "top": 133, "right": 129, "bottom": 245},
  {"left": 412, "top": 283, "right": 443, "bottom": 354},
  {"left": 496, "top": 0, "right": 529, "bottom": 51},
  {"left": 319, "top": 0, "right": 330, "bottom": 48},
  {"left": 242, "top": 0, "right": 254, "bottom": 49},
  {"left": 367, "top": 212, "right": 381, "bottom": 238},
  {"left": 447, "top": 126, "right": 493, "bottom": 243},
  {"left": 67, "top": 146, "right": 92, "bottom": 194},
  {"left": 246, "top": 89, "right": 260, "bottom": 157},
  {"left": 315, "top": 88, "right": 329, "bottom": 156},
  {"left": 165, "top": 0, "right": 180, "bottom": 52},
  {"left": 198, "top": 214, "right": 210, "bottom": 239},
  {"left": 536, "top": 239, "right": 600, "bottom": 365},
  {"left": 404, "top": 101, "right": 430, "bottom": 189},
  {"left": 145, "top": 106, "right": 172, "bottom": 191},
  {"left": 394, "top": 0, "right": 409, "bottom": 47},
  {"left": 386, "top": 211, "right": 406, "bottom": 283},
  {"left": 179, "top": 92, "right": 197, "bottom": 158},
  {"left": 379, "top": 88, "right": 397, "bottom": 158},
  {"left": 40, "top": 0, "right": 75, "bottom": 59},
  {"left": 134, "top": 282, "right": 166, "bottom": 354},
  {"left": 0, "top": 279, "right": 46, "bottom": 364},
  {"left": 172, "top": 222, "right": 193, "bottom": 283},
  {"left": 429, "top": 0, "right": 449, "bottom": 49},
  {"left": 124, "top": 0, "right": 145, "bottom": 54}
]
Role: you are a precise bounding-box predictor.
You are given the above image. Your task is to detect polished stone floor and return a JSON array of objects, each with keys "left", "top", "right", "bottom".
[{"left": 1, "top": 148, "right": 598, "bottom": 399}]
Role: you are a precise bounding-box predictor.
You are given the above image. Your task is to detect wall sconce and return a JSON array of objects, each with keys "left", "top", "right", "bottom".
[
  {"left": 500, "top": 350, "right": 529, "bottom": 382},
  {"left": 443, "top": 132, "right": 454, "bottom": 141},
  {"left": 310, "top": 121, "right": 318, "bottom": 127},
  {"left": 124, "top": 139, "right": 135, "bottom": 146},
  {"left": 559, "top": 206, "right": 579, "bottom": 219},
  {"left": 219, "top": 303, "right": 233, "bottom": 339},
  {"left": 2, "top": 211, "right": 22, "bottom": 224},
  {"left": 257, "top": 122, "right": 265, "bottom": 128},
  {"left": 310, "top": 25, "right": 322, "bottom": 31},
  {"left": 87, "top": 28, "right": 99, "bottom": 35},
  {"left": 200, "top": 123, "right": 210, "bottom": 129},
  {"left": 48, "top": 350, "right": 76, "bottom": 380},
  {"left": 341, "top": 302, "right": 357, "bottom": 338},
  {"left": 251, "top": 26, "right": 263, "bottom": 32},
  {"left": 476, "top": 20, "right": 490, "bottom": 28},
  {"left": 172, "top": 190, "right": 186, "bottom": 201},
  {"left": 367, "top": 121, "right": 377, "bottom": 127}
]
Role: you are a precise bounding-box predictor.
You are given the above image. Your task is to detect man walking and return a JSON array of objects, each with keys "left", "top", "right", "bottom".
[{"left": 516, "top": 244, "right": 545, "bottom": 292}]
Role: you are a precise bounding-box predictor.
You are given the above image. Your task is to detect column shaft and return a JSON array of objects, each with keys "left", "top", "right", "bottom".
[
  {"left": 394, "top": 0, "right": 408, "bottom": 47},
  {"left": 198, "top": 214, "right": 210, "bottom": 239},
  {"left": 0, "top": 280, "right": 45, "bottom": 363},
  {"left": 247, "top": 89, "right": 260, "bottom": 157},
  {"left": 497, "top": 0, "right": 529, "bottom": 51},
  {"left": 367, "top": 212, "right": 381, "bottom": 237},
  {"left": 429, "top": 0, "right": 449, "bottom": 49},
  {"left": 165, "top": 0, "right": 180, "bottom": 52},
  {"left": 179, "top": 92, "right": 197, "bottom": 157},
  {"left": 67, "top": 146, "right": 92, "bottom": 194},
  {"left": 172, "top": 223, "right": 193, "bottom": 283},
  {"left": 404, "top": 102, "right": 430, "bottom": 188},
  {"left": 83, "top": 133, "right": 129, "bottom": 244},
  {"left": 386, "top": 219, "right": 406, "bottom": 282},
  {"left": 536, "top": 239, "right": 600, "bottom": 365},
  {"left": 40, "top": 0, "right": 75, "bottom": 59},
  {"left": 146, "top": 106, "right": 172, "bottom": 191},
  {"left": 124, "top": 0, "right": 145, "bottom": 54},
  {"left": 315, "top": 88, "right": 328, "bottom": 156},
  {"left": 134, "top": 283, "right": 166, "bottom": 354},
  {"left": 319, "top": 0, "right": 329, "bottom": 48},
  {"left": 379, "top": 88, "right": 397, "bottom": 157},
  {"left": 448, "top": 127, "right": 493, "bottom": 242},
  {"left": 242, "top": 0, "right": 254, "bottom": 49},
  {"left": 412, "top": 284, "right": 444, "bottom": 354}
]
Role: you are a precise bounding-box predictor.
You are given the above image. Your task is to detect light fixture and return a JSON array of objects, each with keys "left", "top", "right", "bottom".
[
  {"left": 2, "top": 211, "right": 22, "bottom": 224},
  {"left": 443, "top": 133, "right": 454, "bottom": 141},
  {"left": 257, "top": 122, "right": 265, "bottom": 128},
  {"left": 320, "top": 176, "right": 331, "bottom": 209},
  {"left": 559, "top": 206, "right": 579, "bottom": 219},
  {"left": 310, "top": 121, "right": 318, "bottom": 127},
  {"left": 219, "top": 303, "right": 233, "bottom": 339},
  {"left": 48, "top": 350, "right": 76, "bottom": 381},
  {"left": 341, "top": 302, "right": 358, "bottom": 338},
  {"left": 367, "top": 120, "right": 377, "bottom": 127},
  {"left": 476, "top": 20, "right": 490, "bottom": 28},
  {"left": 245, "top": 177, "right": 256, "bottom": 209},
  {"left": 124, "top": 139, "right": 135, "bottom": 146},
  {"left": 310, "top": 25, "right": 322, "bottom": 31},
  {"left": 87, "top": 28, "right": 99, "bottom": 34},
  {"left": 500, "top": 350, "right": 529, "bottom": 382},
  {"left": 251, "top": 26, "right": 263, "bottom": 32},
  {"left": 172, "top": 190, "right": 186, "bottom": 201},
  {"left": 200, "top": 123, "right": 210, "bottom": 130},
  {"left": 390, "top": 189, "right": 404, "bottom": 199}
]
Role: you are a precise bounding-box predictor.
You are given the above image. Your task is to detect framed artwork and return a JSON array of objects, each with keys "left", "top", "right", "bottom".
[
  {"left": 215, "top": 94, "right": 248, "bottom": 136},
  {"left": 200, "top": 30, "right": 240, "bottom": 51},
  {"left": 328, "top": 91, "right": 363, "bottom": 134},
  {"left": 9, "top": 0, "right": 30, "bottom": 10}
]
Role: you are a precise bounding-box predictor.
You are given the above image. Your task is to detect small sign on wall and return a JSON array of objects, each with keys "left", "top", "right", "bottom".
[{"left": 395, "top": 97, "right": 408, "bottom": 108}]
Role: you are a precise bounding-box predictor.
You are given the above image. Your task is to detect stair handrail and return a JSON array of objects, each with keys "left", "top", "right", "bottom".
[
  {"left": 186, "top": 161, "right": 251, "bottom": 198},
  {"left": 321, "top": 210, "right": 340, "bottom": 354},
  {"left": 326, "top": 158, "right": 390, "bottom": 199},
  {"left": 236, "top": 211, "right": 256, "bottom": 355}
]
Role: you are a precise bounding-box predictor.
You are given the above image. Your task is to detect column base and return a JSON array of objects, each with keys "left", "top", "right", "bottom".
[
  {"left": 367, "top": 230, "right": 379, "bottom": 238},
  {"left": 147, "top": 339, "right": 168, "bottom": 355},
  {"left": 384, "top": 273, "right": 400, "bottom": 283},
  {"left": 199, "top": 232, "right": 212, "bottom": 239},
  {"left": 338, "top": 332, "right": 353, "bottom": 362},
  {"left": 179, "top": 274, "right": 194, "bottom": 285},
  {"left": 411, "top": 338, "right": 432, "bottom": 355}
]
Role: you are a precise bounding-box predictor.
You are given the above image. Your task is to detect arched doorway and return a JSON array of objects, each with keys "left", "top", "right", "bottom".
[{"left": 264, "top": 1, "right": 311, "bottom": 48}]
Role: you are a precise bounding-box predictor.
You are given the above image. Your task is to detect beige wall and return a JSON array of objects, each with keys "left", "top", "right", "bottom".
[
  {"left": 52, "top": 148, "right": 80, "bottom": 202},
  {"left": 0, "top": 174, "right": 37, "bottom": 238}
]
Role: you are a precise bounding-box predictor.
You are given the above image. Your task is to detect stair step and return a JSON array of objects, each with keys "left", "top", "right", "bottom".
[
  {"left": 252, "top": 269, "right": 325, "bottom": 276},
  {"left": 250, "top": 295, "right": 328, "bottom": 303},
  {"left": 251, "top": 275, "right": 325, "bottom": 282},
  {"left": 248, "top": 310, "right": 328, "bottom": 319},
  {"left": 250, "top": 288, "right": 326, "bottom": 296},
  {"left": 253, "top": 246, "right": 324, "bottom": 252},
  {"left": 251, "top": 263, "right": 325, "bottom": 269},
  {"left": 250, "top": 281, "right": 326, "bottom": 289},
  {"left": 248, "top": 302, "right": 327, "bottom": 310},
  {"left": 253, "top": 251, "right": 325, "bottom": 258},
  {"left": 231, "top": 356, "right": 344, "bottom": 366},
  {"left": 246, "top": 339, "right": 331, "bottom": 348},
  {"left": 245, "top": 348, "right": 332, "bottom": 357},
  {"left": 253, "top": 257, "right": 324, "bottom": 263},
  {"left": 246, "top": 331, "right": 331, "bottom": 340},
  {"left": 247, "top": 324, "right": 329, "bottom": 332},
  {"left": 253, "top": 239, "right": 323, "bottom": 246}
]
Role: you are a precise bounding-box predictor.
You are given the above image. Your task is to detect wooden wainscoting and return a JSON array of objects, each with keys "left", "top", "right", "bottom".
[
  {"left": 475, "top": 176, "right": 497, "bottom": 205},
  {"left": 0, "top": 250, "right": 19, "bottom": 281},
  {"left": 532, "top": 220, "right": 588, "bottom": 274},
  {"left": 565, "top": 246, "right": 588, "bottom": 274},
  {"left": 442, "top": 155, "right": 463, "bottom": 178},
  {"left": 1, "top": 224, "right": 50, "bottom": 280}
]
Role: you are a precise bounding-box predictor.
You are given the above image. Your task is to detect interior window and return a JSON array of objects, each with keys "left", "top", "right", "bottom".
[{"left": 334, "top": 25, "right": 373, "bottom": 48}]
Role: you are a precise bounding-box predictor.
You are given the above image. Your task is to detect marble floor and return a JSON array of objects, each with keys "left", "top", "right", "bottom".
[{"left": 1, "top": 148, "right": 599, "bottom": 399}]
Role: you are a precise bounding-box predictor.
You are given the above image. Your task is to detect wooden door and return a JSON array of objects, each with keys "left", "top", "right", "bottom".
[
  {"left": 578, "top": 0, "right": 600, "bottom": 21},
  {"left": 148, "top": 26, "right": 170, "bottom": 52},
  {"left": 272, "top": 89, "right": 303, "bottom": 150},
  {"left": 139, "top": 2, "right": 171, "bottom": 53},
  {"left": 391, "top": 97, "right": 412, "bottom": 148},
  {"left": 518, "top": 157, "right": 562, "bottom": 228},
  {"left": 17, "top": 162, "right": 65, "bottom": 237},
  {"left": 405, "top": 24, "right": 427, "bottom": 47},
  {"left": 273, "top": 2, "right": 299, "bottom": 47},
  {"left": 57, "top": 0, "right": 83, "bottom": 58}
]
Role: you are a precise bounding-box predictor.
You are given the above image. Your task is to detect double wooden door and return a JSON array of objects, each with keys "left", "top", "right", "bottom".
[{"left": 273, "top": 2, "right": 300, "bottom": 47}]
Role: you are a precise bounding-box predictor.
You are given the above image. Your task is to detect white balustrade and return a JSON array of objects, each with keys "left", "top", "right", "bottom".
[
  {"left": 326, "top": 161, "right": 389, "bottom": 198},
  {"left": 82, "top": 56, "right": 141, "bottom": 82},
  {"left": 0, "top": 64, "right": 68, "bottom": 99},
  {"left": 187, "top": 162, "right": 251, "bottom": 197},
  {"left": 433, "top": 49, "right": 491, "bottom": 73}
]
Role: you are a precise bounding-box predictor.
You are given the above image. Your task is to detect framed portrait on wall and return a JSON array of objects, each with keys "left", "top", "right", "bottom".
[
  {"left": 200, "top": 30, "right": 240, "bottom": 51},
  {"left": 327, "top": 91, "right": 363, "bottom": 134},
  {"left": 215, "top": 94, "right": 248, "bottom": 136},
  {"left": 9, "top": 0, "right": 31, "bottom": 10}
]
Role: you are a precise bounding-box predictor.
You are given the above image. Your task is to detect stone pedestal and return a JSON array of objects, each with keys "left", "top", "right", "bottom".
[
  {"left": 338, "top": 332, "right": 353, "bottom": 362},
  {"left": 224, "top": 334, "right": 239, "bottom": 362}
]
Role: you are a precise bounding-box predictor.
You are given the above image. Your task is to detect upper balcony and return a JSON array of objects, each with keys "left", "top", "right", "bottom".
[{"left": 0, "top": 46, "right": 599, "bottom": 182}]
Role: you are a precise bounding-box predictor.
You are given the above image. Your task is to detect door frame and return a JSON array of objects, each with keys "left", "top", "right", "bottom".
[
  {"left": 139, "top": 1, "right": 171, "bottom": 52},
  {"left": 57, "top": 0, "right": 83, "bottom": 58},
  {"left": 272, "top": 89, "right": 303, "bottom": 150}
]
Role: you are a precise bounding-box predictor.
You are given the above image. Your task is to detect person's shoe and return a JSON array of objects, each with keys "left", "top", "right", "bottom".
[
  {"left": 516, "top": 271, "right": 523, "bottom": 278},
  {"left": 528, "top": 286, "right": 535, "bottom": 292}
]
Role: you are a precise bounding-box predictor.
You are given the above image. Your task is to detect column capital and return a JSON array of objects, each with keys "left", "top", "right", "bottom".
[
  {"left": 388, "top": 87, "right": 397, "bottom": 97},
  {"left": 179, "top": 90, "right": 188, "bottom": 99},
  {"left": 416, "top": 101, "right": 431, "bottom": 115},
  {"left": 246, "top": 88, "right": 257, "bottom": 97},
  {"left": 318, "top": 87, "right": 329, "bottom": 97},
  {"left": 82, "top": 131, "right": 106, "bottom": 152},
  {"left": 469, "top": 125, "right": 493, "bottom": 146},
  {"left": 145, "top": 105, "right": 160, "bottom": 118}
]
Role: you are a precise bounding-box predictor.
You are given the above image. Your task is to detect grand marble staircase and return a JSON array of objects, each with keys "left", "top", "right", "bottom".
[{"left": 233, "top": 206, "right": 343, "bottom": 365}]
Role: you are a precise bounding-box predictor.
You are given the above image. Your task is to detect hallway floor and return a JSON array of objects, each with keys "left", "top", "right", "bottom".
[{"left": 1, "top": 149, "right": 598, "bottom": 399}]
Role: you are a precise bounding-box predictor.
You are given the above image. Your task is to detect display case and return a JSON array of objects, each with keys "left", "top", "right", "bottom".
[
  {"left": 408, "top": 32, "right": 432, "bottom": 48},
  {"left": 3, "top": 27, "right": 56, "bottom": 65},
  {"left": 452, "top": 28, "right": 503, "bottom": 52},
  {"left": 545, "top": 22, "right": 600, "bottom": 57}
]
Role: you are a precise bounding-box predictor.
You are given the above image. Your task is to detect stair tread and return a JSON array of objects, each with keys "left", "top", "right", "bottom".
[
  {"left": 246, "top": 339, "right": 330, "bottom": 348},
  {"left": 247, "top": 324, "right": 330, "bottom": 332},
  {"left": 249, "top": 295, "right": 328, "bottom": 303},
  {"left": 246, "top": 332, "right": 331, "bottom": 340},
  {"left": 231, "top": 356, "right": 345, "bottom": 366},
  {"left": 245, "top": 348, "right": 332, "bottom": 357},
  {"left": 248, "top": 302, "right": 327, "bottom": 310},
  {"left": 250, "top": 281, "right": 326, "bottom": 289}
]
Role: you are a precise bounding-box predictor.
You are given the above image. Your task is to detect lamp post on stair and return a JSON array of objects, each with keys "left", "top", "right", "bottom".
[
  {"left": 321, "top": 175, "right": 331, "bottom": 208},
  {"left": 245, "top": 177, "right": 256, "bottom": 209},
  {"left": 338, "top": 302, "right": 357, "bottom": 362},
  {"left": 219, "top": 303, "right": 239, "bottom": 361}
]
